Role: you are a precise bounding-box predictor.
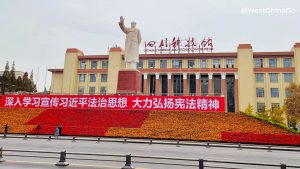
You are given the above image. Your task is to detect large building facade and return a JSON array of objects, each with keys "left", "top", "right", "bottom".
[{"left": 49, "top": 43, "right": 300, "bottom": 112}]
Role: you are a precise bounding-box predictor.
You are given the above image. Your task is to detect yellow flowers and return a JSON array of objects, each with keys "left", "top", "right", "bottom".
[
  {"left": 0, "top": 108, "right": 43, "bottom": 133},
  {"left": 0, "top": 108, "right": 290, "bottom": 142},
  {"left": 106, "top": 110, "right": 289, "bottom": 141}
]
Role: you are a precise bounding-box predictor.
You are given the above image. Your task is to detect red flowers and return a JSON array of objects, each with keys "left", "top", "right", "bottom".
[
  {"left": 1, "top": 108, "right": 297, "bottom": 145},
  {"left": 222, "top": 132, "right": 300, "bottom": 145},
  {"left": 106, "top": 111, "right": 290, "bottom": 141},
  {"left": 26, "top": 109, "right": 149, "bottom": 136},
  {"left": 0, "top": 108, "right": 44, "bottom": 133}
]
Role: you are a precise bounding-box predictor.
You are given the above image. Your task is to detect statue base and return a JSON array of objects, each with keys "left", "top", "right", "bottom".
[{"left": 117, "top": 69, "right": 142, "bottom": 95}]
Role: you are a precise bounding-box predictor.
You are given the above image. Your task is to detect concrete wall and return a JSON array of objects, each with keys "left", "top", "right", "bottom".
[
  {"left": 237, "top": 44, "right": 255, "bottom": 111},
  {"left": 50, "top": 72, "right": 63, "bottom": 94},
  {"left": 294, "top": 43, "right": 300, "bottom": 84},
  {"left": 61, "top": 48, "right": 82, "bottom": 94},
  {"left": 107, "top": 47, "right": 123, "bottom": 94}
]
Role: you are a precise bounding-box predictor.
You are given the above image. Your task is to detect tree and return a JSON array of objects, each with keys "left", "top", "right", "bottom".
[
  {"left": 1, "top": 61, "right": 11, "bottom": 93},
  {"left": 22, "top": 72, "right": 31, "bottom": 92},
  {"left": 257, "top": 106, "right": 270, "bottom": 120},
  {"left": 270, "top": 106, "right": 284, "bottom": 124},
  {"left": 16, "top": 76, "right": 23, "bottom": 92},
  {"left": 30, "top": 70, "right": 34, "bottom": 82},
  {"left": 0, "top": 75, "right": 3, "bottom": 94},
  {"left": 29, "top": 70, "right": 36, "bottom": 92},
  {"left": 9, "top": 61, "right": 17, "bottom": 92},
  {"left": 285, "top": 83, "right": 300, "bottom": 127},
  {"left": 1, "top": 62, "right": 37, "bottom": 94},
  {"left": 244, "top": 104, "right": 253, "bottom": 115}
]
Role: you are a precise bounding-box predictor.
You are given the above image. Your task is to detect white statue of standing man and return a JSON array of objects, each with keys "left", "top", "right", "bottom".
[{"left": 119, "top": 16, "right": 142, "bottom": 69}]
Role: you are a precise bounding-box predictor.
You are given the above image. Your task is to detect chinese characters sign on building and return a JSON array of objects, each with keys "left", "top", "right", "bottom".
[
  {"left": 0, "top": 95, "right": 225, "bottom": 112},
  {"left": 144, "top": 37, "right": 213, "bottom": 54}
]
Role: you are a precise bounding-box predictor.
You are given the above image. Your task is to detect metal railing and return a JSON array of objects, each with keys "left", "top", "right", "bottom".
[
  {"left": 2, "top": 134, "right": 300, "bottom": 153},
  {"left": 0, "top": 148, "right": 299, "bottom": 169}
]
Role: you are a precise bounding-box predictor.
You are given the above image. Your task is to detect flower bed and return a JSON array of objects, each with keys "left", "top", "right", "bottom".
[
  {"left": 28, "top": 125, "right": 109, "bottom": 136},
  {"left": 222, "top": 132, "right": 300, "bottom": 145},
  {"left": 0, "top": 108, "right": 295, "bottom": 144},
  {"left": 106, "top": 111, "right": 289, "bottom": 141},
  {"left": 0, "top": 108, "right": 43, "bottom": 133},
  {"left": 26, "top": 109, "right": 150, "bottom": 136}
]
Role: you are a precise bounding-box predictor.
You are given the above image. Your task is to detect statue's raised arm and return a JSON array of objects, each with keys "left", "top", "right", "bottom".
[
  {"left": 118, "top": 16, "right": 141, "bottom": 69},
  {"left": 119, "top": 16, "right": 128, "bottom": 34}
]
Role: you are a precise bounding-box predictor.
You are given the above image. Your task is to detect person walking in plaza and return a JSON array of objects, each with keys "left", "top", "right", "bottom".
[
  {"left": 4, "top": 124, "right": 8, "bottom": 136},
  {"left": 36, "top": 124, "right": 41, "bottom": 135},
  {"left": 54, "top": 126, "right": 59, "bottom": 139},
  {"left": 58, "top": 125, "right": 62, "bottom": 136}
]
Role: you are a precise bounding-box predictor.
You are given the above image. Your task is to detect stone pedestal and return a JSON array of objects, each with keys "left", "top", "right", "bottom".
[{"left": 117, "top": 69, "right": 142, "bottom": 95}]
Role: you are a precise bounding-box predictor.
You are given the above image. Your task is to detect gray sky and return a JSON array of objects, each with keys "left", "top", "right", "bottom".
[{"left": 0, "top": 0, "right": 299, "bottom": 91}]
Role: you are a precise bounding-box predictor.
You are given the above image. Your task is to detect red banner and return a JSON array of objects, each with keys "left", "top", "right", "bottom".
[{"left": 0, "top": 95, "right": 225, "bottom": 112}]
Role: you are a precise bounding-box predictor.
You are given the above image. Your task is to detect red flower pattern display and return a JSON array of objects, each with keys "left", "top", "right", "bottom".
[
  {"left": 26, "top": 109, "right": 149, "bottom": 136},
  {"left": 222, "top": 132, "right": 300, "bottom": 145}
]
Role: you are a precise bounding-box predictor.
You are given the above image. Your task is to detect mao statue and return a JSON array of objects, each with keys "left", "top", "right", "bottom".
[{"left": 118, "top": 16, "right": 142, "bottom": 69}]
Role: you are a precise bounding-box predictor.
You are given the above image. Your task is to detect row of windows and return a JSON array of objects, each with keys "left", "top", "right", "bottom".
[
  {"left": 79, "top": 74, "right": 107, "bottom": 82},
  {"left": 255, "top": 58, "right": 292, "bottom": 68},
  {"left": 137, "top": 59, "right": 235, "bottom": 69},
  {"left": 80, "top": 60, "right": 108, "bottom": 69},
  {"left": 257, "top": 103, "right": 281, "bottom": 112},
  {"left": 256, "top": 88, "right": 291, "bottom": 98},
  {"left": 78, "top": 86, "right": 106, "bottom": 95},
  {"left": 79, "top": 57, "right": 292, "bottom": 69},
  {"left": 255, "top": 73, "right": 293, "bottom": 83}
]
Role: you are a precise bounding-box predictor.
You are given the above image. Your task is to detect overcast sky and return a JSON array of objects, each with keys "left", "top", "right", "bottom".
[{"left": 0, "top": 0, "right": 299, "bottom": 91}]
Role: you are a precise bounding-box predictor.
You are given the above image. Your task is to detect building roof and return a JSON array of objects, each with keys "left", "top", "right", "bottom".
[
  {"left": 294, "top": 43, "right": 300, "bottom": 48},
  {"left": 238, "top": 44, "right": 252, "bottom": 49},
  {"left": 78, "top": 55, "right": 109, "bottom": 60},
  {"left": 253, "top": 51, "right": 294, "bottom": 57},
  {"left": 48, "top": 69, "right": 64, "bottom": 73},
  {"left": 139, "top": 52, "right": 238, "bottom": 59},
  {"left": 66, "top": 48, "right": 84, "bottom": 55},
  {"left": 75, "top": 51, "right": 294, "bottom": 60}
]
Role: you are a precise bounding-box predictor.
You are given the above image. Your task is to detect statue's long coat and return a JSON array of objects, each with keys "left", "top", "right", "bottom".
[{"left": 119, "top": 22, "right": 141, "bottom": 63}]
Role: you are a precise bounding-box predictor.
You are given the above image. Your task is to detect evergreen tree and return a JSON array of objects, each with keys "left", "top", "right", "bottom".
[
  {"left": 1, "top": 62, "right": 11, "bottom": 93},
  {"left": 29, "top": 70, "right": 36, "bottom": 92},
  {"left": 22, "top": 72, "right": 31, "bottom": 92},
  {"left": 44, "top": 87, "right": 48, "bottom": 93},
  {"left": 0, "top": 75, "right": 3, "bottom": 94},
  {"left": 30, "top": 70, "right": 34, "bottom": 82},
  {"left": 16, "top": 76, "right": 23, "bottom": 92},
  {"left": 9, "top": 61, "right": 17, "bottom": 92}
]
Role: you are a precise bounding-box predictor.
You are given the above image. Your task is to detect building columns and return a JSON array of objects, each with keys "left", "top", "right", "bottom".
[
  {"left": 167, "top": 73, "right": 173, "bottom": 96},
  {"left": 143, "top": 73, "right": 148, "bottom": 95},
  {"left": 208, "top": 73, "right": 213, "bottom": 96},
  {"left": 195, "top": 73, "right": 200, "bottom": 96},
  {"left": 221, "top": 73, "right": 227, "bottom": 111},
  {"left": 155, "top": 73, "right": 160, "bottom": 96},
  {"left": 183, "top": 73, "right": 188, "bottom": 96},
  {"left": 234, "top": 73, "right": 239, "bottom": 112}
]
